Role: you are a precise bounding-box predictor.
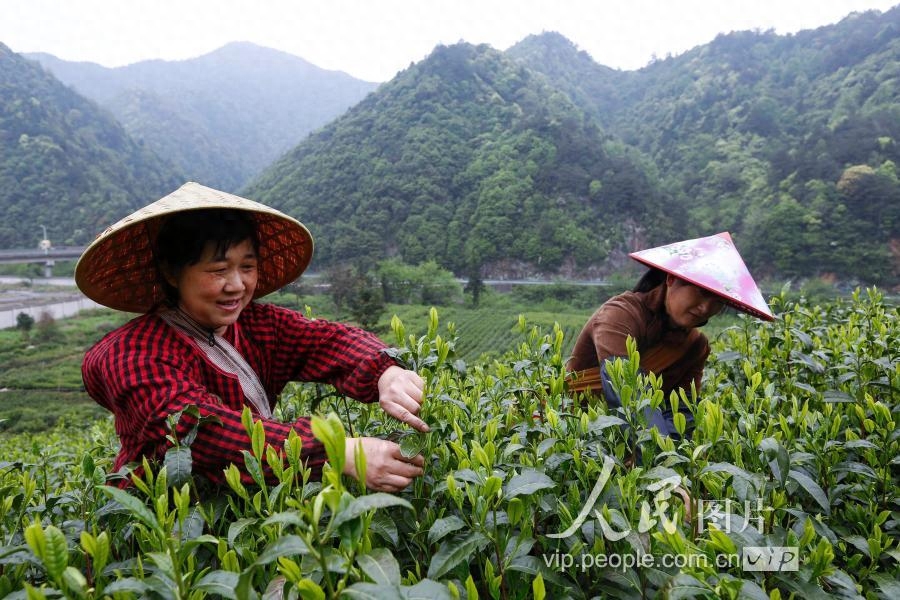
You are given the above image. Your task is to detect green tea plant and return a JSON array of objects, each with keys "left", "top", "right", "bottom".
[{"left": 0, "top": 290, "right": 896, "bottom": 598}]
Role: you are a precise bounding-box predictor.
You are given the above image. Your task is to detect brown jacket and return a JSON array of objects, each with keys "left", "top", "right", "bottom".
[{"left": 567, "top": 285, "right": 709, "bottom": 398}]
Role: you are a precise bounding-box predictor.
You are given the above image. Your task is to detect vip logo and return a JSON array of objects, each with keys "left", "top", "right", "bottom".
[{"left": 742, "top": 546, "right": 799, "bottom": 572}]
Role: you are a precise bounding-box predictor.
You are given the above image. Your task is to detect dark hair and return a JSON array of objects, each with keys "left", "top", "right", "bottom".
[
  {"left": 155, "top": 209, "right": 259, "bottom": 305},
  {"left": 632, "top": 267, "right": 667, "bottom": 292}
]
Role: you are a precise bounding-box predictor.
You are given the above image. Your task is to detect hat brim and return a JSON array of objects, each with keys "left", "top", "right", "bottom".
[{"left": 75, "top": 182, "right": 313, "bottom": 313}]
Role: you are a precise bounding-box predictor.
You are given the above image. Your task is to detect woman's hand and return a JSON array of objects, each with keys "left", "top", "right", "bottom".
[
  {"left": 343, "top": 437, "right": 425, "bottom": 492},
  {"left": 377, "top": 365, "right": 429, "bottom": 432}
]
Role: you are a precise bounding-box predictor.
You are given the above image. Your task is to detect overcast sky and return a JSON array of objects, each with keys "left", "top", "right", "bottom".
[{"left": 2, "top": 0, "right": 898, "bottom": 81}]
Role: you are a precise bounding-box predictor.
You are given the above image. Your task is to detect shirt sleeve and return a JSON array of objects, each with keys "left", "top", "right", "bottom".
[
  {"left": 253, "top": 304, "right": 397, "bottom": 403},
  {"left": 587, "top": 297, "right": 647, "bottom": 363}
]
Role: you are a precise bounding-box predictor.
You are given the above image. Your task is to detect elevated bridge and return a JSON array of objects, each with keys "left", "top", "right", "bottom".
[{"left": 0, "top": 247, "right": 86, "bottom": 276}]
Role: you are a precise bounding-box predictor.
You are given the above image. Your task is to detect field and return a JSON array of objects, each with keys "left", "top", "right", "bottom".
[
  {"left": 0, "top": 288, "right": 599, "bottom": 428},
  {"left": 0, "top": 288, "right": 897, "bottom": 598}
]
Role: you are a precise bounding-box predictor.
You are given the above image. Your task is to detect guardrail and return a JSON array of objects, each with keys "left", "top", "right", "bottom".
[{"left": 0, "top": 247, "right": 85, "bottom": 264}]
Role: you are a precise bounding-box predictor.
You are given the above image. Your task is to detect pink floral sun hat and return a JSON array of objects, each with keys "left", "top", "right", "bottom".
[{"left": 629, "top": 232, "right": 774, "bottom": 321}]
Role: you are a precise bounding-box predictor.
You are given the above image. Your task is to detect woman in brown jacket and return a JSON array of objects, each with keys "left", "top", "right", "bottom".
[{"left": 567, "top": 232, "right": 774, "bottom": 438}]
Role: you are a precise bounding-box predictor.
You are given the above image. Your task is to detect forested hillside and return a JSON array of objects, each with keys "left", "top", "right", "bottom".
[
  {"left": 29, "top": 43, "right": 379, "bottom": 189},
  {"left": 0, "top": 43, "right": 181, "bottom": 248},
  {"left": 508, "top": 7, "right": 900, "bottom": 283},
  {"left": 3, "top": 8, "right": 898, "bottom": 285},
  {"left": 244, "top": 42, "right": 670, "bottom": 278}
]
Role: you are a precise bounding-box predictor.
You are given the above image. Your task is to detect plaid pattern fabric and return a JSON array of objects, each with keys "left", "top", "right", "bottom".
[
  {"left": 159, "top": 308, "right": 274, "bottom": 419},
  {"left": 82, "top": 302, "right": 396, "bottom": 486}
]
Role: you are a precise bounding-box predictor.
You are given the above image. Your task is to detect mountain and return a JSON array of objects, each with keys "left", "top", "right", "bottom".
[
  {"left": 504, "top": 32, "right": 630, "bottom": 129},
  {"left": 28, "top": 42, "right": 379, "bottom": 190},
  {"left": 244, "top": 42, "right": 670, "bottom": 277},
  {"left": 7, "top": 8, "right": 899, "bottom": 285},
  {"left": 507, "top": 7, "right": 900, "bottom": 283},
  {"left": 0, "top": 43, "right": 181, "bottom": 248}
]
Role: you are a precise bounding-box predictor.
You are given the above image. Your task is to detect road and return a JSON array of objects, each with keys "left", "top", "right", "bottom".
[{"left": 0, "top": 276, "right": 78, "bottom": 286}]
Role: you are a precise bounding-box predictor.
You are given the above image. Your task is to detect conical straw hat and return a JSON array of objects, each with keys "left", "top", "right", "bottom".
[
  {"left": 75, "top": 182, "right": 313, "bottom": 313},
  {"left": 629, "top": 232, "right": 774, "bottom": 321}
]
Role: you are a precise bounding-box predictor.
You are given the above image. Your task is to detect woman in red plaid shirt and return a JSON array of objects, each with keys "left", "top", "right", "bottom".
[{"left": 76, "top": 182, "right": 427, "bottom": 492}]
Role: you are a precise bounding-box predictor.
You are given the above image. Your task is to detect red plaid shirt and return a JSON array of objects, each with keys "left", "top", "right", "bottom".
[{"left": 82, "top": 302, "right": 396, "bottom": 486}]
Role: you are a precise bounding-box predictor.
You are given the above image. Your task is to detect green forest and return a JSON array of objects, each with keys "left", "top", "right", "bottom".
[
  {"left": 0, "top": 44, "right": 181, "bottom": 248},
  {"left": 1, "top": 6, "right": 899, "bottom": 286},
  {"left": 507, "top": 13, "right": 900, "bottom": 282},
  {"left": 248, "top": 7, "right": 900, "bottom": 285}
]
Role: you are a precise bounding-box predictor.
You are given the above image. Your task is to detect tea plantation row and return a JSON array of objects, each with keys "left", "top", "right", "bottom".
[{"left": 0, "top": 288, "right": 897, "bottom": 598}]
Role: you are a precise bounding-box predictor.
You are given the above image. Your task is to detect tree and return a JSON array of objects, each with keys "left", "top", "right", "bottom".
[
  {"left": 326, "top": 265, "right": 358, "bottom": 310},
  {"left": 33, "top": 311, "right": 63, "bottom": 344},
  {"left": 463, "top": 264, "right": 486, "bottom": 307},
  {"left": 348, "top": 282, "right": 385, "bottom": 332},
  {"left": 16, "top": 312, "right": 34, "bottom": 340},
  {"left": 377, "top": 259, "right": 462, "bottom": 305}
]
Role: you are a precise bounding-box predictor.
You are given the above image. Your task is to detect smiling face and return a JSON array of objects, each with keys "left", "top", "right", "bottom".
[
  {"left": 168, "top": 239, "right": 258, "bottom": 334},
  {"left": 664, "top": 273, "right": 726, "bottom": 329}
]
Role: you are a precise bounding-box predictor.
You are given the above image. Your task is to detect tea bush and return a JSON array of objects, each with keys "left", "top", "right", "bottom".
[{"left": 0, "top": 289, "right": 897, "bottom": 598}]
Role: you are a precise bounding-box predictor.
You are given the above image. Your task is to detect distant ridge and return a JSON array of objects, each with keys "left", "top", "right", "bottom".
[
  {"left": 28, "top": 42, "right": 379, "bottom": 190},
  {"left": 244, "top": 42, "right": 668, "bottom": 278},
  {"left": 507, "top": 7, "right": 900, "bottom": 283},
  {"left": 4, "top": 6, "right": 899, "bottom": 285},
  {"left": 0, "top": 42, "right": 181, "bottom": 248}
]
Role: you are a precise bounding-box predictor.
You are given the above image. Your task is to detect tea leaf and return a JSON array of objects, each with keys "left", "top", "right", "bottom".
[
  {"left": 403, "top": 578, "right": 455, "bottom": 598},
  {"left": 399, "top": 433, "right": 426, "bottom": 459},
  {"left": 227, "top": 517, "right": 257, "bottom": 546},
  {"left": 251, "top": 418, "right": 266, "bottom": 462},
  {"left": 588, "top": 414, "right": 627, "bottom": 433},
  {"left": 427, "top": 532, "right": 489, "bottom": 580},
  {"left": 331, "top": 493, "right": 413, "bottom": 528},
  {"left": 533, "top": 572, "right": 546, "bottom": 600},
  {"left": 38, "top": 525, "right": 68, "bottom": 580},
  {"left": 311, "top": 413, "right": 346, "bottom": 475},
  {"left": 659, "top": 573, "right": 710, "bottom": 597},
  {"left": 240, "top": 450, "right": 265, "bottom": 488},
  {"left": 759, "top": 437, "right": 790, "bottom": 486},
  {"left": 61, "top": 567, "right": 87, "bottom": 595},
  {"left": 825, "top": 391, "right": 854, "bottom": 404},
  {"left": 788, "top": 469, "right": 831, "bottom": 515},
  {"left": 733, "top": 580, "right": 768, "bottom": 600},
  {"left": 428, "top": 515, "right": 466, "bottom": 545},
  {"left": 871, "top": 573, "right": 900, "bottom": 599},
  {"left": 369, "top": 511, "right": 399, "bottom": 546},
  {"left": 357, "top": 547, "right": 401, "bottom": 585},
  {"left": 254, "top": 535, "right": 312, "bottom": 565},
  {"left": 146, "top": 551, "right": 176, "bottom": 580},
  {"left": 504, "top": 469, "right": 555, "bottom": 499},
  {"left": 103, "top": 579, "right": 150, "bottom": 594},
  {"left": 262, "top": 511, "right": 306, "bottom": 528},
  {"left": 293, "top": 579, "right": 327, "bottom": 600},
  {"left": 164, "top": 446, "right": 192, "bottom": 488},
  {"left": 101, "top": 486, "right": 160, "bottom": 529},
  {"left": 194, "top": 570, "right": 239, "bottom": 599},
  {"left": 716, "top": 351, "right": 742, "bottom": 362},
  {"left": 79, "top": 531, "right": 109, "bottom": 575},
  {"left": 842, "top": 535, "right": 869, "bottom": 557},
  {"left": 341, "top": 583, "right": 404, "bottom": 599}
]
